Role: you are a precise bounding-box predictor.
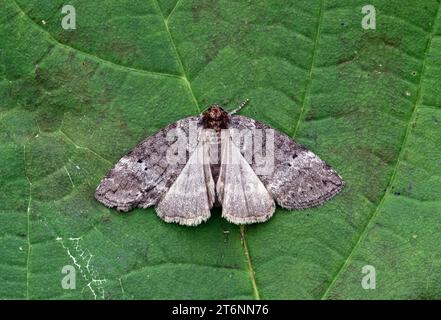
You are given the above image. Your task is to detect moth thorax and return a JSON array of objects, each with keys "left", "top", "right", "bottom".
[{"left": 202, "top": 105, "right": 230, "bottom": 131}]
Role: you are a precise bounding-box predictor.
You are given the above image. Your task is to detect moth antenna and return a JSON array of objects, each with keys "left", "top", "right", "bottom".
[{"left": 230, "top": 99, "right": 250, "bottom": 115}]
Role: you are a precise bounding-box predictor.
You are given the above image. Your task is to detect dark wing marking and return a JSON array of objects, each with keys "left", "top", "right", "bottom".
[
  {"left": 95, "top": 116, "right": 200, "bottom": 211},
  {"left": 229, "top": 115, "right": 345, "bottom": 209}
]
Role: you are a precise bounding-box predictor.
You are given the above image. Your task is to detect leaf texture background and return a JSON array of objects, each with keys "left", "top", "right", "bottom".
[{"left": 0, "top": 0, "right": 441, "bottom": 299}]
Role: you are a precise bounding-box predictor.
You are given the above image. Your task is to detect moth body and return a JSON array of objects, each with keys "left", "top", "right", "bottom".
[{"left": 201, "top": 105, "right": 231, "bottom": 193}]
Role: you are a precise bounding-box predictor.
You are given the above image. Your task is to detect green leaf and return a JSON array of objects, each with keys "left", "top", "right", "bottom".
[{"left": 1, "top": 0, "right": 440, "bottom": 299}]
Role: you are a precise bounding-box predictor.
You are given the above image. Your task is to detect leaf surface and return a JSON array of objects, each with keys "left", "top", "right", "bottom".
[{"left": 0, "top": 0, "right": 440, "bottom": 299}]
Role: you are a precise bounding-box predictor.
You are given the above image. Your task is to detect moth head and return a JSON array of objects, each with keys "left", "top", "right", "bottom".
[{"left": 201, "top": 104, "right": 230, "bottom": 130}]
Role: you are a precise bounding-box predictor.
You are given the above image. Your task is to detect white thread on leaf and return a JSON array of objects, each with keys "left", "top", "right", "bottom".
[{"left": 57, "top": 237, "right": 107, "bottom": 299}]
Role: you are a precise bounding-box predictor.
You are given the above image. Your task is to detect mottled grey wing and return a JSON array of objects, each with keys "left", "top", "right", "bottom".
[
  {"left": 95, "top": 116, "right": 200, "bottom": 211},
  {"left": 229, "top": 115, "right": 345, "bottom": 209},
  {"left": 216, "top": 130, "right": 275, "bottom": 224},
  {"left": 156, "top": 130, "right": 215, "bottom": 226}
]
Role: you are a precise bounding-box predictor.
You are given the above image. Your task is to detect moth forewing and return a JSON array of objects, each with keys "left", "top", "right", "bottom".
[
  {"left": 228, "top": 127, "right": 253, "bottom": 165},
  {"left": 227, "top": 126, "right": 275, "bottom": 176},
  {"left": 250, "top": 128, "right": 275, "bottom": 176},
  {"left": 216, "top": 129, "right": 275, "bottom": 224},
  {"left": 165, "top": 123, "right": 189, "bottom": 166},
  {"left": 156, "top": 129, "right": 215, "bottom": 226},
  {"left": 94, "top": 116, "right": 200, "bottom": 212},
  {"left": 201, "top": 130, "right": 216, "bottom": 207}
]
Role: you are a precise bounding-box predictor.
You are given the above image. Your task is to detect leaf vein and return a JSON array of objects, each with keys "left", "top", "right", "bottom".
[
  {"left": 23, "top": 145, "right": 32, "bottom": 300},
  {"left": 240, "top": 226, "right": 260, "bottom": 299},
  {"left": 320, "top": 1, "right": 441, "bottom": 299},
  {"left": 153, "top": 0, "right": 201, "bottom": 114},
  {"left": 10, "top": 0, "right": 183, "bottom": 80},
  {"left": 291, "top": 0, "right": 325, "bottom": 138}
]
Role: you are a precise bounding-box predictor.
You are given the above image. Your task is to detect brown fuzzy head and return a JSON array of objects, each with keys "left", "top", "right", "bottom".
[{"left": 201, "top": 105, "right": 230, "bottom": 131}]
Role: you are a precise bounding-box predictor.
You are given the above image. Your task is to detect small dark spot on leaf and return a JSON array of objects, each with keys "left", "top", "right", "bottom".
[{"left": 137, "top": 159, "right": 143, "bottom": 163}]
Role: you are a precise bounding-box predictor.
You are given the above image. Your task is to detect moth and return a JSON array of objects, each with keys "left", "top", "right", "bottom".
[{"left": 95, "top": 101, "right": 345, "bottom": 226}]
